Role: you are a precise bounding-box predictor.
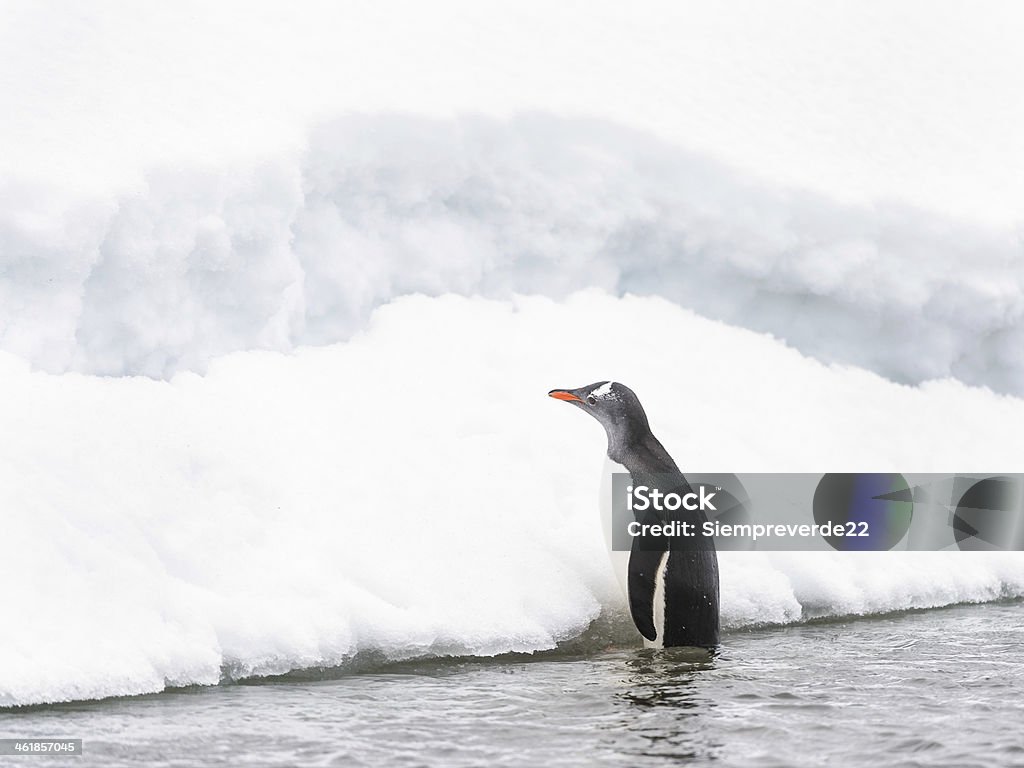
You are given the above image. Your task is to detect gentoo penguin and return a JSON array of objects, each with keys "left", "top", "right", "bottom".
[{"left": 549, "top": 381, "right": 720, "bottom": 648}]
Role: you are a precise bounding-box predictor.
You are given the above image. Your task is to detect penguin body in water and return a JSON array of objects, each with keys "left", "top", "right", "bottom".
[{"left": 549, "top": 381, "right": 720, "bottom": 648}]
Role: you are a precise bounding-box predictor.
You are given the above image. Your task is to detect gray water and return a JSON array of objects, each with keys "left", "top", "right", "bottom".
[{"left": 3, "top": 601, "right": 1022, "bottom": 767}]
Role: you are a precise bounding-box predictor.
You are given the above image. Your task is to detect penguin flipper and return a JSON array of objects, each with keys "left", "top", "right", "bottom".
[{"left": 627, "top": 545, "right": 664, "bottom": 642}]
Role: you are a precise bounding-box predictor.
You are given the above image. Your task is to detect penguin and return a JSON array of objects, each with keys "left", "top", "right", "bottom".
[{"left": 549, "top": 381, "right": 720, "bottom": 649}]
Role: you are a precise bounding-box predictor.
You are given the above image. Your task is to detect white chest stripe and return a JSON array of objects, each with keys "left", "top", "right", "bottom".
[{"left": 646, "top": 550, "right": 670, "bottom": 650}]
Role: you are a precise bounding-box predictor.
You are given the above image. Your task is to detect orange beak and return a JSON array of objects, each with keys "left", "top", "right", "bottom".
[{"left": 548, "top": 390, "right": 582, "bottom": 402}]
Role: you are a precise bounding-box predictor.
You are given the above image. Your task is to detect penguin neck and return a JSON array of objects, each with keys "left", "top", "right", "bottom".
[{"left": 607, "top": 429, "right": 683, "bottom": 484}]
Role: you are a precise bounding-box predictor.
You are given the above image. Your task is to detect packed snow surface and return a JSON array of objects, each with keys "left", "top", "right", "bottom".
[{"left": 2, "top": 292, "right": 1022, "bottom": 706}]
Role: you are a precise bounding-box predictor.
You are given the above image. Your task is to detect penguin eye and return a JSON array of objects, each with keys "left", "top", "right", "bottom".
[{"left": 586, "top": 395, "right": 598, "bottom": 406}]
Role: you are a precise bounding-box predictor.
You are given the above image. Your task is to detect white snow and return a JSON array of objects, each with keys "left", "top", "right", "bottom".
[
  {"left": 3, "top": 0, "right": 1024, "bottom": 709},
  {"left": 5, "top": 2, "right": 1024, "bottom": 226},
  {"left": 1, "top": 291, "right": 1022, "bottom": 706},
  {"left": 2, "top": 116, "right": 1023, "bottom": 393}
]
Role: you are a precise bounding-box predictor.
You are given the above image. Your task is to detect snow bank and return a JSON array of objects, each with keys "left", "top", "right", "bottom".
[
  {"left": 3, "top": 116, "right": 1024, "bottom": 392},
  {"left": 1, "top": 292, "right": 1021, "bottom": 706}
]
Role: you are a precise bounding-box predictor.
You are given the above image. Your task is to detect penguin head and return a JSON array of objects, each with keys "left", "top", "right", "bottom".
[{"left": 548, "top": 381, "right": 651, "bottom": 448}]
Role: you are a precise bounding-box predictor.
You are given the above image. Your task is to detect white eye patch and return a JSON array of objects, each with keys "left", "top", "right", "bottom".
[{"left": 591, "top": 381, "right": 615, "bottom": 399}]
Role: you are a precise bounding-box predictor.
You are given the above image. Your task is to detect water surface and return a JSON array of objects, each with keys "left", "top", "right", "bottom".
[{"left": 4, "top": 601, "right": 1022, "bottom": 767}]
